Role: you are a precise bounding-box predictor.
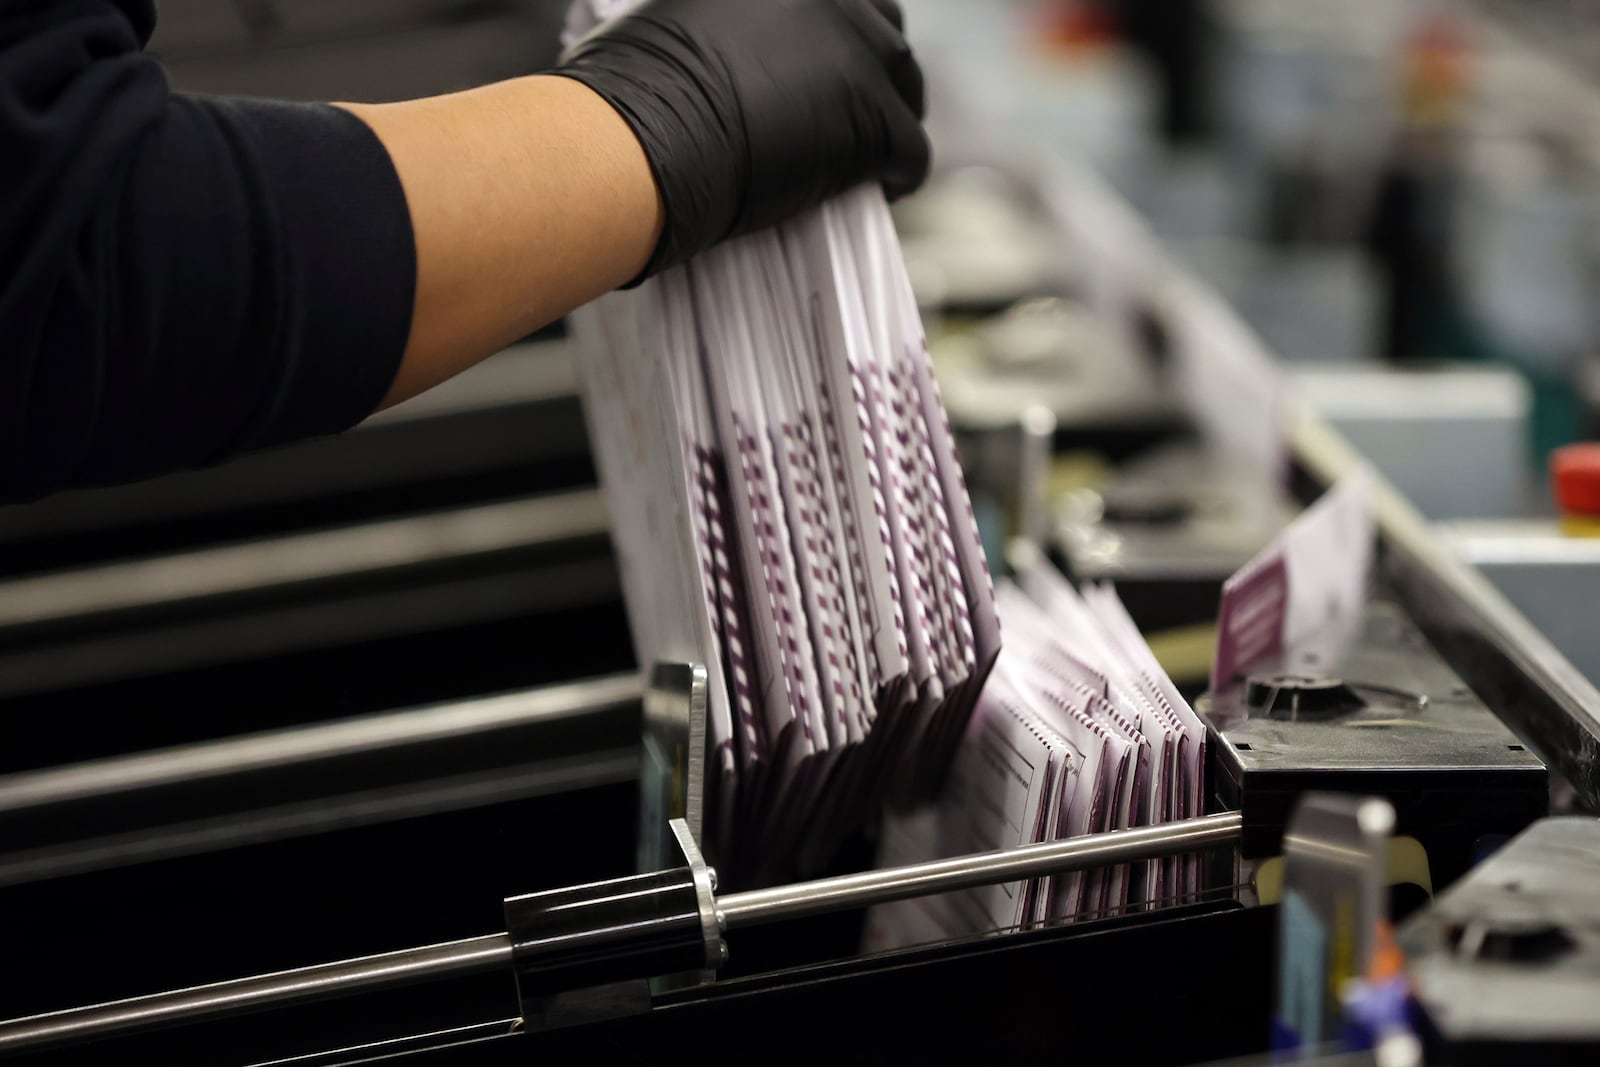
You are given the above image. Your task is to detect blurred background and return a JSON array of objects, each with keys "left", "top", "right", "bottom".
[{"left": 906, "top": 0, "right": 1600, "bottom": 519}]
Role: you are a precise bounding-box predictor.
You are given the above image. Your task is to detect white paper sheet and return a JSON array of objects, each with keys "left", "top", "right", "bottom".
[
  {"left": 867, "top": 554, "right": 1206, "bottom": 946},
  {"left": 1211, "top": 466, "right": 1375, "bottom": 692},
  {"left": 863, "top": 673, "right": 1066, "bottom": 948}
]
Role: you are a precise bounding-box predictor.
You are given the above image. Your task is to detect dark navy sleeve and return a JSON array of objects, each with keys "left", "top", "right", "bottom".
[{"left": 0, "top": 0, "right": 417, "bottom": 504}]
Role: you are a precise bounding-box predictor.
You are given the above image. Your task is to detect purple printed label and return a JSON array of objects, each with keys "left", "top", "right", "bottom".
[{"left": 1211, "top": 553, "right": 1289, "bottom": 693}]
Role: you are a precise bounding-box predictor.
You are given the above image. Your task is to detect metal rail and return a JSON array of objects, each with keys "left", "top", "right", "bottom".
[
  {"left": 0, "top": 673, "right": 642, "bottom": 815},
  {"left": 1290, "top": 405, "right": 1600, "bottom": 809},
  {"left": 0, "top": 812, "right": 1243, "bottom": 1057},
  {"left": 721, "top": 811, "right": 1243, "bottom": 928},
  {"left": 0, "top": 489, "right": 608, "bottom": 631},
  {"left": 0, "top": 936, "right": 514, "bottom": 1058}
]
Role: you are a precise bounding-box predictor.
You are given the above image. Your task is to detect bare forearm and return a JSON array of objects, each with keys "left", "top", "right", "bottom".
[{"left": 337, "top": 75, "right": 663, "bottom": 409}]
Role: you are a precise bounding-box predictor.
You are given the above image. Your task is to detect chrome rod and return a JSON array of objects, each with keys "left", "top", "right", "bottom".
[
  {"left": 719, "top": 811, "right": 1244, "bottom": 929},
  {"left": 0, "top": 489, "right": 609, "bottom": 630},
  {"left": 0, "top": 672, "right": 642, "bottom": 814},
  {"left": 0, "top": 935, "right": 514, "bottom": 1057},
  {"left": 0, "top": 752, "right": 639, "bottom": 890},
  {"left": 0, "top": 813, "right": 1241, "bottom": 1055}
]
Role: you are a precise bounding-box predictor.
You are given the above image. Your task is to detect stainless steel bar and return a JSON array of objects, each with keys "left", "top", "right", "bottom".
[
  {"left": 0, "top": 488, "right": 608, "bottom": 630},
  {"left": 0, "top": 672, "right": 642, "bottom": 814},
  {"left": 0, "top": 751, "right": 639, "bottom": 889},
  {"left": 0, "top": 812, "right": 1241, "bottom": 1055},
  {"left": 719, "top": 811, "right": 1244, "bottom": 929},
  {"left": 0, "top": 556, "right": 621, "bottom": 703},
  {"left": 0, "top": 934, "right": 514, "bottom": 1058}
]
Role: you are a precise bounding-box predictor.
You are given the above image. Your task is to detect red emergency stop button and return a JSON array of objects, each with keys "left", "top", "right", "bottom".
[{"left": 1552, "top": 443, "right": 1600, "bottom": 517}]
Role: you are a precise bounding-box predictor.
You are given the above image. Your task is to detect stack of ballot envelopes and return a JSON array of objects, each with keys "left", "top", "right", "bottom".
[{"left": 565, "top": 1, "right": 1203, "bottom": 894}]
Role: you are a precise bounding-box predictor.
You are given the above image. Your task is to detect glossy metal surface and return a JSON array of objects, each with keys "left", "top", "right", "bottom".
[
  {"left": 0, "top": 812, "right": 1241, "bottom": 1055},
  {"left": 670, "top": 818, "right": 725, "bottom": 970},
  {"left": 0, "top": 752, "right": 640, "bottom": 892},
  {"left": 638, "top": 664, "right": 707, "bottom": 872},
  {"left": 0, "top": 934, "right": 514, "bottom": 1057},
  {"left": 0, "top": 489, "right": 607, "bottom": 632},
  {"left": 505, "top": 867, "right": 704, "bottom": 1005},
  {"left": 718, "top": 812, "right": 1244, "bottom": 929},
  {"left": 0, "top": 489, "right": 619, "bottom": 703},
  {"left": 0, "top": 673, "right": 643, "bottom": 886},
  {"left": 0, "top": 673, "right": 641, "bottom": 815}
]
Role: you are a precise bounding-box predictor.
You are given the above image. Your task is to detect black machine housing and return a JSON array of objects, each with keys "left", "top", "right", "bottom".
[
  {"left": 1203, "top": 599, "right": 1548, "bottom": 888},
  {"left": 1400, "top": 816, "right": 1600, "bottom": 1066}
]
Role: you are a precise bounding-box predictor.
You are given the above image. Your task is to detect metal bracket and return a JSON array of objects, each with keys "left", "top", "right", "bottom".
[
  {"left": 638, "top": 662, "right": 707, "bottom": 876},
  {"left": 670, "top": 817, "right": 725, "bottom": 973},
  {"left": 527, "top": 659, "right": 716, "bottom": 1010},
  {"left": 648, "top": 818, "right": 724, "bottom": 996}
]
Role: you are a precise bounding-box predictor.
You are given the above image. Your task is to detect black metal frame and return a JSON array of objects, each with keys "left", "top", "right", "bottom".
[{"left": 1289, "top": 415, "right": 1600, "bottom": 811}]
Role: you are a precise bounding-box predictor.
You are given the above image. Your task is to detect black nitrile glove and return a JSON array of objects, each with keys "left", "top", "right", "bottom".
[{"left": 555, "top": 0, "right": 930, "bottom": 280}]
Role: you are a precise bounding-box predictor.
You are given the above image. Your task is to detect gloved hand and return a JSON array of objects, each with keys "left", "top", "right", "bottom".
[{"left": 554, "top": 0, "right": 930, "bottom": 280}]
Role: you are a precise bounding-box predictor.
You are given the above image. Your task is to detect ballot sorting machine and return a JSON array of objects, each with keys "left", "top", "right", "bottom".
[
  {"left": 0, "top": 427, "right": 1589, "bottom": 1065},
  {"left": 3, "top": 156, "right": 1600, "bottom": 1066}
]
